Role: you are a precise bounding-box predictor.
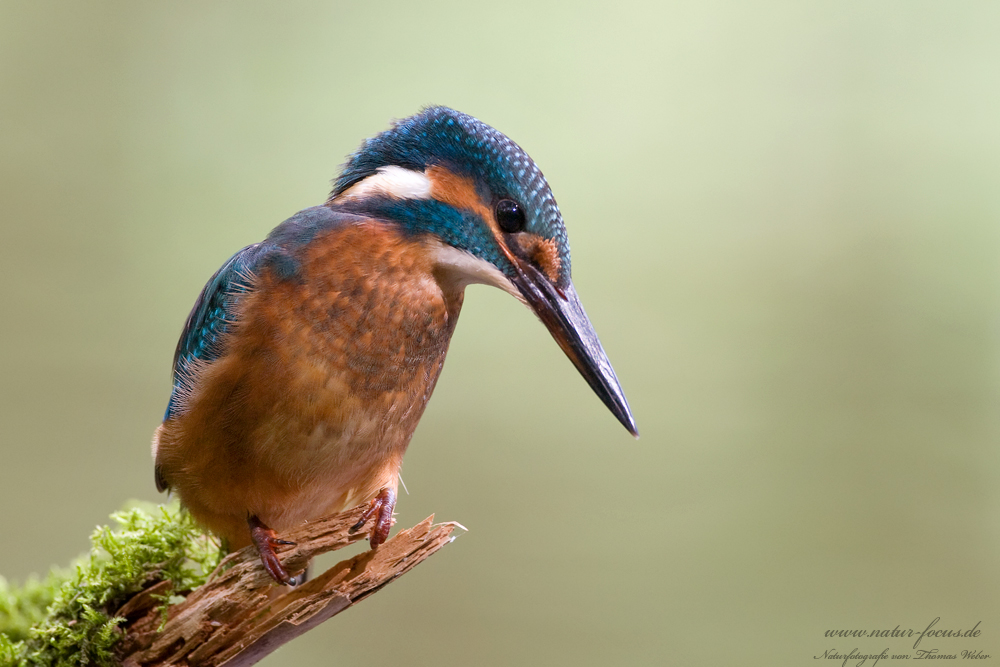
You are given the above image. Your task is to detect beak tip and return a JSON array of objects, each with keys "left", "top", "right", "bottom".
[
  {"left": 608, "top": 400, "right": 638, "bottom": 439},
  {"left": 621, "top": 413, "right": 639, "bottom": 439}
]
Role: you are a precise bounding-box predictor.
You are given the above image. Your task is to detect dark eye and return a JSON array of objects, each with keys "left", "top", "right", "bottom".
[{"left": 495, "top": 199, "right": 525, "bottom": 234}]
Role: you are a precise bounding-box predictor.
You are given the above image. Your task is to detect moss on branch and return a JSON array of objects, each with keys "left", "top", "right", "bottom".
[{"left": 0, "top": 503, "right": 221, "bottom": 667}]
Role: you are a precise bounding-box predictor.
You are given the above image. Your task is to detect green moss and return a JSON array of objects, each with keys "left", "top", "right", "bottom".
[{"left": 0, "top": 502, "right": 221, "bottom": 667}]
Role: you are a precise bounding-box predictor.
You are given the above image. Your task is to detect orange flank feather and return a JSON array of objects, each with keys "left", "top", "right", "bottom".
[{"left": 153, "top": 220, "right": 463, "bottom": 550}]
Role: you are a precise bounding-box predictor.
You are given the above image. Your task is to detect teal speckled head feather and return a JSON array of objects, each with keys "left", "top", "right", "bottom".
[{"left": 330, "top": 106, "right": 571, "bottom": 286}]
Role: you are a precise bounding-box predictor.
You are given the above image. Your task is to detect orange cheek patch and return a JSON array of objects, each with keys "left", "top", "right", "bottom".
[
  {"left": 514, "top": 233, "right": 562, "bottom": 283},
  {"left": 426, "top": 165, "right": 491, "bottom": 221}
]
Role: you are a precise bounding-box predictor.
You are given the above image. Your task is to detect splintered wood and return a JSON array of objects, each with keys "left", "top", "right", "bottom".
[{"left": 118, "top": 506, "right": 459, "bottom": 667}]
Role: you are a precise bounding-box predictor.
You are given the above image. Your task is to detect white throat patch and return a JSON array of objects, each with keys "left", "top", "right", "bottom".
[
  {"left": 428, "top": 240, "right": 525, "bottom": 304},
  {"left": 336, "top": 166, "right": 432, "bottom": 201}
]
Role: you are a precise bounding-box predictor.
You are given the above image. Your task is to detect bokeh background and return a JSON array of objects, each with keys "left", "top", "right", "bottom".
[{"left": 2, "top": 1, "right": 998, "bottom": 665}]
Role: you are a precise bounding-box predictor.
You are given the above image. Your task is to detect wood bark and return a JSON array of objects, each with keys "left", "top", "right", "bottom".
[{"left": 116, "top": 506, "right": 459, "bottom": 666}]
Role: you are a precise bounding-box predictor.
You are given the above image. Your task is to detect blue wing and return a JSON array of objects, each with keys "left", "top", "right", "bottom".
[
  {"left": 164, "top": 242, "right": 273, "bottom": 421},
  {"left": 162, "top": 206, "right": 353, "bottom": 422}
]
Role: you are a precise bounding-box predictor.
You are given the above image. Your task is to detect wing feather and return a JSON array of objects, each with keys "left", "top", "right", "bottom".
[{"left": 163, "top": 243, "right": 272, "bottom": 421}]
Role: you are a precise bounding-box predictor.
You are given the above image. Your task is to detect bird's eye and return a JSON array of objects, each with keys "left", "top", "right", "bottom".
[{"left": 495, "top": 199, "right": 525, "bottom": 234}]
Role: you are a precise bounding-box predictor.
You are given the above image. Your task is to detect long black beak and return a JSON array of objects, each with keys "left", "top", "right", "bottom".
[{"left": 510, "top": 260, "right": 638, "bottom": 437}]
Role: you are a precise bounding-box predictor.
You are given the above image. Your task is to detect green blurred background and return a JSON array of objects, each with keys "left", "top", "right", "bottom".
[{"left": 1, "top": 1, "right": 998, "bottom": 664}]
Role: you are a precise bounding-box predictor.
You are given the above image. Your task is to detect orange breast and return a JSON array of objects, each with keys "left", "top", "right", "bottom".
[{"left": 155, "top": 220, "right": 464, "bottom": 546}]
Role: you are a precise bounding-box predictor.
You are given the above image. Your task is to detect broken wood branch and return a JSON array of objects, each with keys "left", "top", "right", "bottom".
[{"left": 118, "top": 506, "right": 459, "bottom": 667}]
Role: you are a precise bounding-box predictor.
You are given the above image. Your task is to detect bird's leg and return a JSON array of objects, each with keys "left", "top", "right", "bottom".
[
  {"left": 349, "top": 487, "right": 396, "bottom": 548},
  {"left": 248, "top": 514, "right": 296, "bottom": 585}
]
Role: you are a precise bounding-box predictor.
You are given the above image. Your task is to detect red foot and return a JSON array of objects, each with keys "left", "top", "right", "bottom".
[
  {"left": 350, "top": 487, "right": 396, "bottom": 548},
  {"left": 248, "top": 515, "right": 296, "bottom": 585}
]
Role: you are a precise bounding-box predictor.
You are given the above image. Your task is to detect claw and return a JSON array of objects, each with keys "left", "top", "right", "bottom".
[
  {"left": 349, "top": 487, "right": 396, "bottom": 548},
  {"left": 248, "top": 515, "right": 296, "bottom": 585}
]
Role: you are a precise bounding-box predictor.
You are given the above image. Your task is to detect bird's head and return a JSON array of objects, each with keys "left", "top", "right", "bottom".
[{"left": 328, "top": 106, "right": 637, "bottom": 437}]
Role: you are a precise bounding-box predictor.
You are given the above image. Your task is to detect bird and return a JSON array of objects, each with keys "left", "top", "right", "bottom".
[{"left": 151, "top": 106, "right": 637, "bottom": 585}]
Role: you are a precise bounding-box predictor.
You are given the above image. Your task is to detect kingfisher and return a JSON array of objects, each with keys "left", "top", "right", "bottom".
[{"left": 152, "top": 106, "right": 637, "bottom": 585}]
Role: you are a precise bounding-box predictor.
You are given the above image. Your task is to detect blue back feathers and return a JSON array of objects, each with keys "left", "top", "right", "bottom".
[
  {"left": 331, "top": 106, "right": 571, "bottom": 281},
  {"left": 165, "top": 207, "right": 347, "bottom": 420},
  {"left": 165, "top": 244, "right": 264, "bottom": 420}
]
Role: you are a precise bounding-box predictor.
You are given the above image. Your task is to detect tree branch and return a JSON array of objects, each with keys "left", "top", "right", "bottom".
[{"left": 118, "top": 506, "right": 459, "bottom": 667}]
